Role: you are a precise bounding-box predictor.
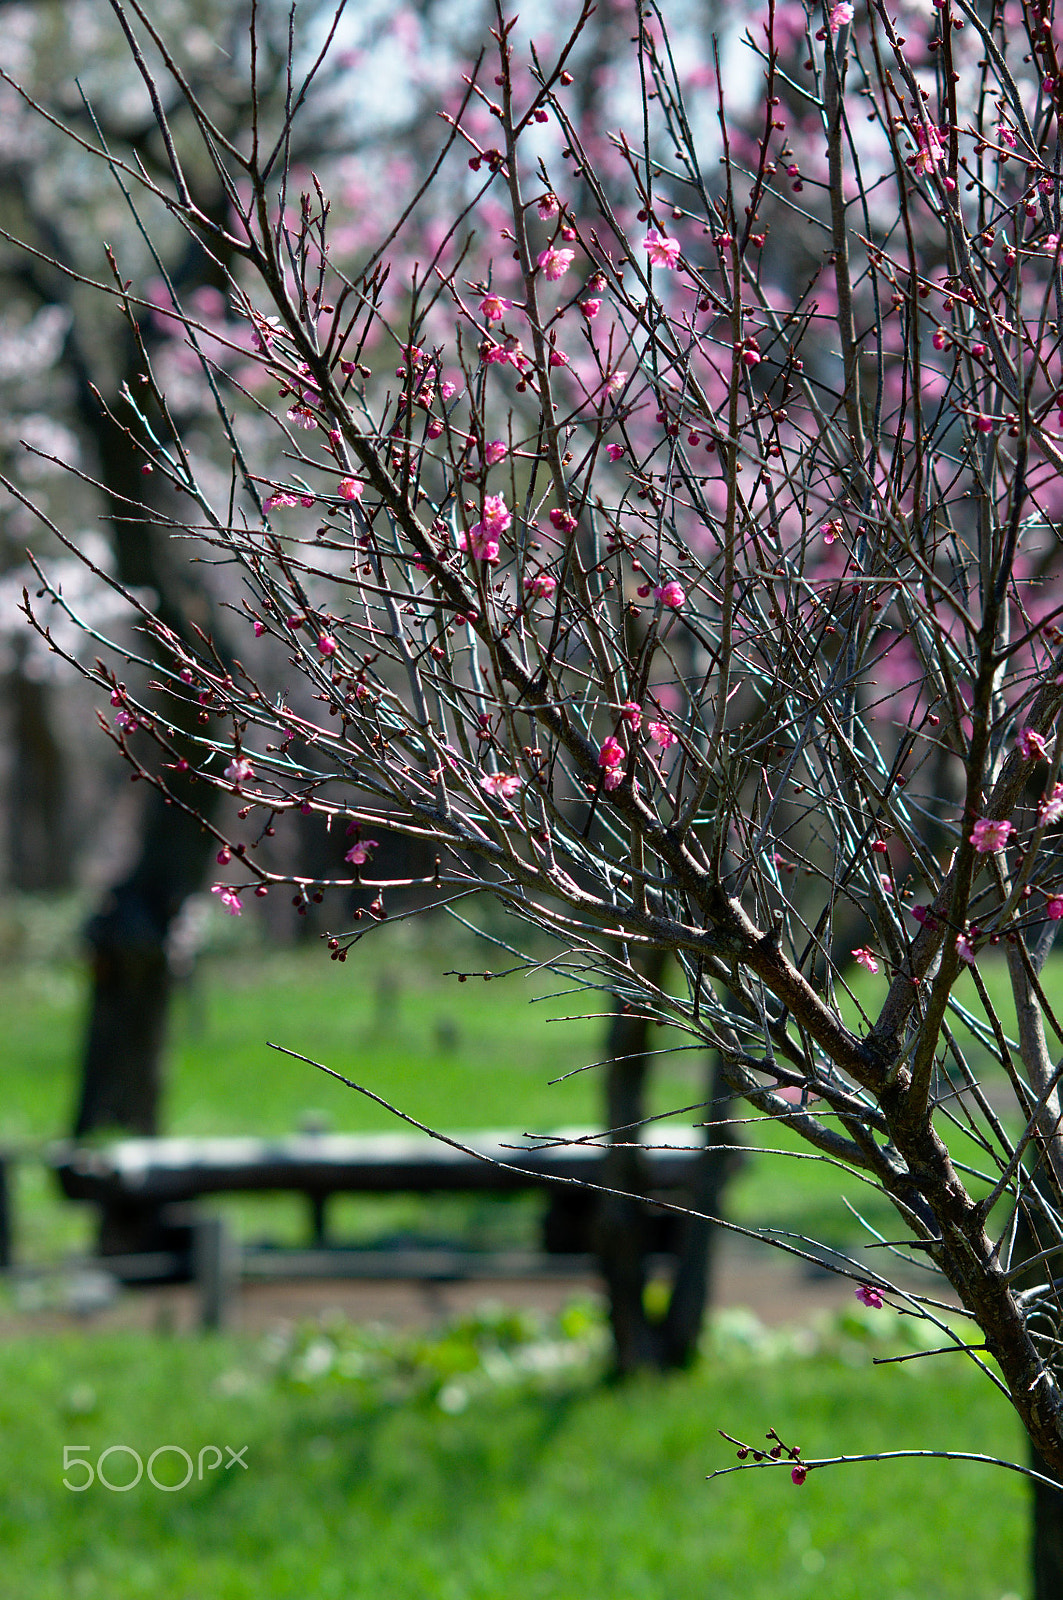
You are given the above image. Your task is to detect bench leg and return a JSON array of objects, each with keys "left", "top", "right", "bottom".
[
  {"left": 0, "top": 1157, "right": 11, "bottom": 1269},
  {"left": 193, "top": 1214, "right": 238, "bottom": 1331},
  {"left": 309, "top": 1192, "right": 329, "bottom": 1246}
]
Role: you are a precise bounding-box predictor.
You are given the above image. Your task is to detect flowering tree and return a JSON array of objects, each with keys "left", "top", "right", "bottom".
[{"left": 9, "top": 0, "right": 1063, "bottom": 1585}]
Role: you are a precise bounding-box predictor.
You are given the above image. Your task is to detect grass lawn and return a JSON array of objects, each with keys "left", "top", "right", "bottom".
[
  {"left": 0, "top": 897, "right": 1042, "bottom": 1598},
  {"left": 0, "top": 1318, "right": 1030, "bottom": 1600},
  {"left": 0, "top": 897, "right": 1032, "bottom": 1263}
]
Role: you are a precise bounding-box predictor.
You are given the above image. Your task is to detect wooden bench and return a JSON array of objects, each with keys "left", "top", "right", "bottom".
[{"left": 48, "top": 1128, "right": 704, "bottom": 1325}]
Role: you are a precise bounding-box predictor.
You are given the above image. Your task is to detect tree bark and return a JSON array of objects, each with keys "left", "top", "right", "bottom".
[
  {"left": 6, "top": 661, "right": 73, "bottom": 891},
  {"left": 1031, "top": 1448, "right": 1063, "bottom": 1600},
  {"left": 73, "top": 772, "right": 218, "bottom": 1138}
]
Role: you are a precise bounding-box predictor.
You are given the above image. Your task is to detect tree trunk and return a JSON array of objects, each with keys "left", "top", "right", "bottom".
[
  {"left": 6, "top": 662, "right": 73, "bottom": 890},
  {"left": 73, "top": 771, "right": 218, "bottom": 1138},
  {"left": 1009, "top": 1209, "right": 1063, "bottom": 1600},
  {"left": 1031, "top": 1448, "right": 1063, "bottom": 1600},
  {"left": 594, "top": 948, "right": 737, "bottom": 1373}
]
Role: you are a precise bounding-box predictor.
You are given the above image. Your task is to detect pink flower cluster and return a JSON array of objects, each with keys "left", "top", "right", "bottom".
[
  {"left": 211, "top": 885, "right": 243, "bottom": 916},
  {"left": 345, "top": 836, "right": 379, "bottom": 865},
  {"left": 224, "top": 756, "right": 254, "bottom": 786},
  {"left": 538, "top": 246, "right": 574, "bottom": 280},
  {"left": 1040, "top": 782, "right": 1063, "bottom": 824},
  {"left": 458, "top": 492, "right": 512, "bottom": 563},
  {"left": 598, "top": 734, "right": 626, "bottom": 790},
  {"left": 1017, "top": 727, "right": 1047, "bottom": 761},
  {"left": 648, "top": 720, "right": 677, "bottom": 749},
  {"left": 479, "top": 293, "right": 512, "bottom": 321},
  {"left": 524, "top": 572, "right": 557, "bottom": 599},
  {"left": 481, "top": 771, "right": 521, "bottom": 799},
  {"left": 654, "top": 581, "right": 686, "bottom": 609},
  {"left": 643, "top": 230, "right": 680, "bottom": 269},
  {"left": 969, "top": 817, "right": 1013, "bottom": 853}
]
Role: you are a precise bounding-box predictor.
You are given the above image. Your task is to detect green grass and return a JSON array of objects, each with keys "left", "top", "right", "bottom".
[
  {"left": 0, "top": 899, "right": 1035, "bottom": 1262},
  {"left": 0, "top": 914, "right": 710, "bottom": 1145},
  {"left": 0, "top": 898, "right": 1042, "bottom": 1598},
  {"left": 0, "top": 1320, "right": 1030, "bottom": 1600},
  {"left": 0, "top": 908, "right": 717, "bottom": 1256}
]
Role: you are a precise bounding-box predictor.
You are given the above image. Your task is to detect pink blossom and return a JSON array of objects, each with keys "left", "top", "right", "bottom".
[
  {"left": 211, "top": 885, "right": 243, "bottom": 916},
  {"left": 969, "top": 817, "right": 1014, "bottom": 852},
  {"left": 581, "top": 299, "right": 602, "bottom": 318},
  {"left": 253, "top": 620, "right": 266, "bottom": 637},
  {"left": 484, "top": 439, "right": 508, "bottom": 464},
  {"left": 1041, "top": 782, "right": 1063, "bottom": 824},
  {"left": 975, "top": 414, "right": 995, "bottom": 434},
  {"left": 911, "top": 124, "right": 945, "bottom": 176},
  {"left": 345, "top": 838, "right": 379, "bottom": 864},
  {"left": 481, "top": 772, "right": 521, "bottom": 799},
  {"left": 880, "top": 875, "right": 894, "bottom": 893},
  {"left": 224, "top": 755, "right": 254, "bottom": 785},
  {"left": 458, "top": 491, "right": 512, "bottom": 563},
  {"left": 537, "top": 246, "right": 575, "bottom": 280},
  {"left": 598, "top": 734, "right": 626, "bottom": 769},
  {"left": 820, "top": 519, "right": 841, "bottom": 544},
  {"left": 956, "top": 932, "right": 977, "bottom": 964},
  {"left": 548, "top": 349, "right": 569, "bottom": 368},
  {"left": 1047, "top": 896, "right": 1063, "bottom": 920},
  {"left": 549, "top": 508, "right": 578, "bottom": 533},
  {"left": 264, "top": 491, "right": 299, "bottom": 511},
  {"left": 606, "top": 443, "right": 625, "bottom": 461},
  {"left": 931, "top": 329, "right": 948, "bottom": 351},
  {"left": 828, "top": 1, "right": 854, "bottom": 31},
  {"left": 440, "top": 379, "right": 459, "bottom": 400},
  {"left": 791, "top": 1465, "right": 808, "bottom": 1486},
  {"left": 1017, "top": 727, "right": 1047, "bottom": 761},
  {"left": 620, "top": 702, "right": 642, "bottom": 730},
  {"left": 481, "top": 492, "right": 512, "bottom": 533},
  {"left": 479, "top": 293, "right": 513, "bottom": 321},
  {"left": 338, "top": 477, "right": 364, "bottom": 501},
  {"left": 855, "top": 1284, "right": 883, "bottom": 1309},
  {"left": 114, "top": 710, "right": 138, "bottom": 733},
  {"left": 458, "top": 525, "right": 500, "bottom": 563},
  {"left": 537, "top": 194, "right": 560, "bottom": 219},
  {"left": 286, "top": 405, "right": 317, "bottom": 429},
  {"left": 605, "top": 370, "right": 628, "bottom": 396},
  {"left": 482, "top": 337, "right": 527, "bottom": 370},
  {"left": 643, "top": 230, "right": 681, "bottom": 268},
  {"left": 852, "top": 946, "right": 879, "bottom": 974},
  {"left": 524, "top": 572, "right": 557, "bottom": 599},
  {"left": 317, "top": 633, "right": 337, "bottom": 657},
  {"left": 602, "top": 768, "right": 623, "bottom": 791},
  {"left": 648, "top": 720, "right": 677, "bottom": 749},
  {"left": 654, "top": 581, "right": 686, "bottom": 609}
]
